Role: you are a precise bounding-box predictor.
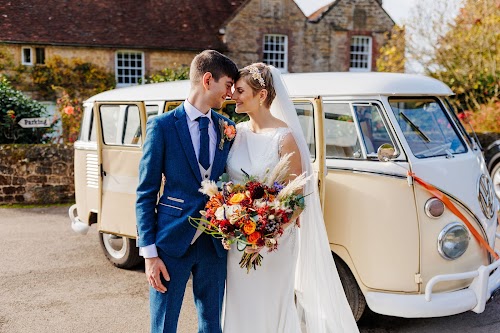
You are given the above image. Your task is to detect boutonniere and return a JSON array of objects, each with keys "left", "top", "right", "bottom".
[{"left": 218, "top": 119, "right": 236, "bottom": 150}]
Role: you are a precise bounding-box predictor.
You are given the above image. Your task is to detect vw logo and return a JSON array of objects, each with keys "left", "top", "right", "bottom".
[{"left": 478, "top": 174, "right": 495, "bottom": 219}]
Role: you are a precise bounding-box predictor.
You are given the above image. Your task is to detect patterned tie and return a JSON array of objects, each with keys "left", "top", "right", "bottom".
[{"left": 197, "top": 116, "right": 210, "bottom": 170}]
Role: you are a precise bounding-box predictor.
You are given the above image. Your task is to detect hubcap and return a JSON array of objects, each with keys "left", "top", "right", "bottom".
[{"left": 102, "top": 233, "right": 127, "bottom": 259}]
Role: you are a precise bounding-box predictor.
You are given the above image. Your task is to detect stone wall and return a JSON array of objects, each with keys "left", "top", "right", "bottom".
[
  {"left": 0, "top": 144, "right": 74, "bottom": 205},
  {"left": 1, "top": 44, "right": 195, "bottom": 78},
  {"left": 224, "top": 0, "right": 394, "bottom": 72}
]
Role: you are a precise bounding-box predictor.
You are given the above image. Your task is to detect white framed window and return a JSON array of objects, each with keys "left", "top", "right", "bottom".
[
  {"left": 349, "top": 36, "right": 372, "bottom": 72},
  {"left": 115, "top": 51, "right": 144, "bottom": 86},
  {"left": 21, "top": 47, "right": 33, "bottom": 65},
  {"left": 263, "top": 34, "right": 288, "bottom": 72}
]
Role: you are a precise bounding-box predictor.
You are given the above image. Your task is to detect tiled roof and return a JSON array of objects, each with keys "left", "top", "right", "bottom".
[{"left": 0, "top": 0, "right": 247, "bottom": 50}]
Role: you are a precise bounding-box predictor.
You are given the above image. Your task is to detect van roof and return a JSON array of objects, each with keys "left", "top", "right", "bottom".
[{"left": 84, "top": 72, "right": 453, "bottom": 103}]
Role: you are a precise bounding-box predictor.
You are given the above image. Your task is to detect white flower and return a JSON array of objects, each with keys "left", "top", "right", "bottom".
[
  {"left": 215, "top": 206, "right": 226, "bottom": 220},
  {"left": 225, "top": 204, "right": 242, "bottom": 224},
  {"left": 199, "top": 180, "right": 219, "bottom": 197},
  {"left": 253, "top": 199, "right": 267, "bottom": 208}
]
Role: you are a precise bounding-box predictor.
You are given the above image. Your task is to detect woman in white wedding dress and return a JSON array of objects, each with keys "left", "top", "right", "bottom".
[{"left": 223, "top": 63, "right": 359, "bottom": 333}]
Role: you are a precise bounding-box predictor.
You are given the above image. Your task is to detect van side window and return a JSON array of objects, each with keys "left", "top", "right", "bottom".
[
  {"left": 353, "top": 104, "right": 393, "bottom": 156},
  {"left": 101, "top": 105, "right": 120, "bottom": 144},
  {"left": 98, "top": 104, "right": 143, "bottom": 146},
  {"left": 294, "top": 102, "right": 315, "bottom": 160},
  {"left": 123, "top": 105, "right": 141, "bottom": 145},
  {"left": 323, "top": 103, "right": 362, "bottom": 159}
]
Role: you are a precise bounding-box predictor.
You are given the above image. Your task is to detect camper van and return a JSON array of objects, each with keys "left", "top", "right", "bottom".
[{"left": 69, "top": 72, "right": 500, "bottom": 320}]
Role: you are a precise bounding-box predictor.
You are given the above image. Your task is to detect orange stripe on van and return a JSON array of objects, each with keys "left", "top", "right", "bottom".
[{"left": 409, "top": 171, "right": 499, "bottom": 261}]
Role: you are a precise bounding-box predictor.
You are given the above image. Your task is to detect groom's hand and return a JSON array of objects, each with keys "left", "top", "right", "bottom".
[{"left": 145, "top": 257, "right": 170, "bottom": 293}]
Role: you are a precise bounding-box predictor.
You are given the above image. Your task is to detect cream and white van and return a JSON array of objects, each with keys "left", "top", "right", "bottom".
[{"left": 69, "top": 72, "right": 500, "bottom": 320}]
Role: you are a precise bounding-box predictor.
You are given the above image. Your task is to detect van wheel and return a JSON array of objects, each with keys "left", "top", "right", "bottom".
[
  {"left": 99, "top": 233, "right": 142, "bottom": 269},
  {"left": 333, "top": 254, "right": 366, "bottom": 321}
]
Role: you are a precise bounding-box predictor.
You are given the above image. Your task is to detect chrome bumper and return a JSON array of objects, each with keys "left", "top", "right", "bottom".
[
  {"left": 69, "top": 204, "right": 89, "bottom": 235},
  {"left": 366, "top": 234, "right": 500, "bottom": 318}
]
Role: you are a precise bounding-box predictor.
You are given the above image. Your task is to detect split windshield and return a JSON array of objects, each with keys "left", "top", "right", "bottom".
[{"left": 389, "top": 98, "right": 467, "bottom": 159}]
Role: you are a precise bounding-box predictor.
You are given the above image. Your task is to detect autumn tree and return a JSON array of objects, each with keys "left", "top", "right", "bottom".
[
  {"left": 405, "top": 0, "right": 499, "bottom": 112},
  {"left": 432, "top": 0, "right": 499, "bottom": 111},
  {"left": 376, "top": 25, "right": 405, "bottom": 73}
]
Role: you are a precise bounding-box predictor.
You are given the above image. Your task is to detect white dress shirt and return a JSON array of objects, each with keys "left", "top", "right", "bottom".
[{"left": 140, "top": 100, "right": 217, "bottom": 258}]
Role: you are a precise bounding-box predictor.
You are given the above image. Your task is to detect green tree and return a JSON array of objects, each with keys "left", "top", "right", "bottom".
[
  {"left": 377, "top": 25, "right": 406, "bottom": 73},
  {"left": 0, "top": 77, "right": 54, "bottom": 143},
  {"left": 143, "top": 65, "right": 190, "bottom": 83}
]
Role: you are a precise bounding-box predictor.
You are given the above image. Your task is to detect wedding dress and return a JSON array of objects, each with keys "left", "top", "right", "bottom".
[
  {"left": 223, "top": 66, "right": 359, "bottom": 333},
  {"left": 223, "top": 122, "right": 301, "bottom": 333}
]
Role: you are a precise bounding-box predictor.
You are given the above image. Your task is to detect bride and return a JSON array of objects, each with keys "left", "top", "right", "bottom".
[{"left": 223, "top": 63, "right": 359, "bottom": 333}]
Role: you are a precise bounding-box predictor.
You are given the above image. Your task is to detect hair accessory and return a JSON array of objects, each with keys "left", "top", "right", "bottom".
[{"left": 248, "top": 66, "right": 265, "bottom": 88}]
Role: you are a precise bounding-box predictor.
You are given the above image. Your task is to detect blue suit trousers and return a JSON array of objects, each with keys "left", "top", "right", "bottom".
[{"left": 150, "top": 233, "right": 227, "bottom": 333}]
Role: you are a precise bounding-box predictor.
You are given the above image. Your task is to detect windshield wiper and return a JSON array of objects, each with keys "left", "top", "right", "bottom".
[{"left": 399, "top": 112, "right": 431, "bottom": 143}]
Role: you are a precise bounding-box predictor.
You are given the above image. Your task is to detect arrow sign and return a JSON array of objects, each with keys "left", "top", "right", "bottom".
[{"left": 18, "top": 117, "right": 51, "bottom": 128}]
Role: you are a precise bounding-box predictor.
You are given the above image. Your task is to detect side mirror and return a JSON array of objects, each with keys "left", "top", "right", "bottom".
[{"left": 377, "top": 143, "right": 396, "bottom": 162}]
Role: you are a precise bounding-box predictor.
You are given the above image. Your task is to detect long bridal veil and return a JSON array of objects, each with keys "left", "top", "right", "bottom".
[{"left": 269, "top": 66, "right": 360, "bottom": 333}]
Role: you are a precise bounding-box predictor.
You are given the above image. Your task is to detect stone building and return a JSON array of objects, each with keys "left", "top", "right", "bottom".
[{"left": 0, "top": 0, "right": 394, "bottom": 87}]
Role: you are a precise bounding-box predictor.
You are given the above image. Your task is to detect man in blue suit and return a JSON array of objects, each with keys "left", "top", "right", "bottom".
[{"left": 136, "top": 50, "right": 238, "bottom": 333}]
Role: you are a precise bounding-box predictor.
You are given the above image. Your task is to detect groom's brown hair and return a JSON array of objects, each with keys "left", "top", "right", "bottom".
[{"left": 190, "top": 50, "right": 239, "bottom": 84}]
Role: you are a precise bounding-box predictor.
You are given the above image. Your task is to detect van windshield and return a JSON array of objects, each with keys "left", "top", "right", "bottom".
[{"left": 389, "top": 98, "right": 467, "bottom": 158}]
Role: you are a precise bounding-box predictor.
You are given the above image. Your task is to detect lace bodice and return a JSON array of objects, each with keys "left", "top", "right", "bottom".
[{"left": 227, "top": 122, "right": 292, "bottom": 184}]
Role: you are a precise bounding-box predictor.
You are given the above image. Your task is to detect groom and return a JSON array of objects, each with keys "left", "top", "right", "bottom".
[{"left": 136, "top": 50, "right": 238, "bottom": 333}]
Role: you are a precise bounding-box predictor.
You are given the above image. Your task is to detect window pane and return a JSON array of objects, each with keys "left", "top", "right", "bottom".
[
  {"left": 100, "top": 105, "right": 120, "bottom": 145},
  {"left": 35, "top": 48, "right": 45, "bottom": 64},
  {"left": 23, "top": 48, "right": 31, "bottom": 63},
  {"left": 294, "top": 102, "right": 315, "bottom": 160},
  {"left": 324, "top": 103, "right": 362, "bottom": 159},
  {"left": 123, "top": 105, "right": 141, "bottom": 145},
  {"left": 353, "top": 104, "right": 393, "bottom": 155},
  {"left": 349, "top": 36, "right": 372, "bottom": 71},
  {"left": 262, "top": 34, "right": 287, "bottom": 71},
  {"left": 116, "top": 52, "right": 144, "bottom": 86},
  {"left": 389, "top": 98, "right": 467, "bottom": 158}
]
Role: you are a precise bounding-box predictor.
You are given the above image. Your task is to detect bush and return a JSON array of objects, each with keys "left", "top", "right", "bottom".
[
  {"left": 143, "top": 66, "right": 190, "bottom": 83},
  {"left": 458, "top": 101, "right": 500, "bottom": 133},
  {"left": 0, "top": 77, "right": 54, "bottom": 143}
]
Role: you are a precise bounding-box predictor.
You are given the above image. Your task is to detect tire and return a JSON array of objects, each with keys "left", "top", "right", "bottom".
[
  {"left": 99, "top": 232, "right": 143, "bottom": 269},
  {"left": 491, "top": 161, "right": 500, "bottom": 201},
  {"left": 333, "top": 254, "right": 367, "bottom": 322}
]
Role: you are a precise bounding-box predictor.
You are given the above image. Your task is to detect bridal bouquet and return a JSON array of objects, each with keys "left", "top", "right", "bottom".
[{"left": 189, "top": 154, "right": 308, "bottom": 272}]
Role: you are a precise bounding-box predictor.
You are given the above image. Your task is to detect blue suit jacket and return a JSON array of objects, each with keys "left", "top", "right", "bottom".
[{"left": 136, "top": 103, "right": 233, "bottom": 258}]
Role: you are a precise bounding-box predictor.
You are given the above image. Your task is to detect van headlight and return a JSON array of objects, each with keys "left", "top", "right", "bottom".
[{"left": 437, "top": 222, "right": 470, "bottom": 260}]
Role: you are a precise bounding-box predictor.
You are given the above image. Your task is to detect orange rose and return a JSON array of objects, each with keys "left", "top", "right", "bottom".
[
  {"left": 247, "top": 231, "right": 261, "bottom": 244},
  {"left": 229, "top": 192, "right": 246, "bottom": 205},
  {"left": 243, "top": 221, "right": 256, "bottom": 235},
  {"left": 224, "top": 125, "right": 236, "bottom": 140}
]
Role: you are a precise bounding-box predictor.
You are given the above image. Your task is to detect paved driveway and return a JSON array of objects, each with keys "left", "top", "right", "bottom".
[{"left": 0, "top": 205, "right": 499, "bottom": 332}]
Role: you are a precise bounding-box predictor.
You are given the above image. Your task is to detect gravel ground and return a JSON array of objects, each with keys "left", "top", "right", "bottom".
[{"left": 1, "top": 205, "right": 499, "bottom": 333}]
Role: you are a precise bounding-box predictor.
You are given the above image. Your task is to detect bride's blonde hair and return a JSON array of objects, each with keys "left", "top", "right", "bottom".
[{"left": 238, "top": 63, "right": 276, "bottom": 108}]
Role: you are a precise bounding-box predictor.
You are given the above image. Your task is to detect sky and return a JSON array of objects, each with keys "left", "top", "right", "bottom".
[
  {"left": 381, "top": 0, "right": 416, "bottom": 25},
  {"left": 294, "top": 0, "right": 416, "bottom": 23}
]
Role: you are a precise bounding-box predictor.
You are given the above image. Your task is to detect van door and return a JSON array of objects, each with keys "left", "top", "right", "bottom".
[
  {"left": 322, "top": 100, "right": 420, "bottom": 292},
  {"left": 94, "top": 102, "right": 147, "bottom": 237}
]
